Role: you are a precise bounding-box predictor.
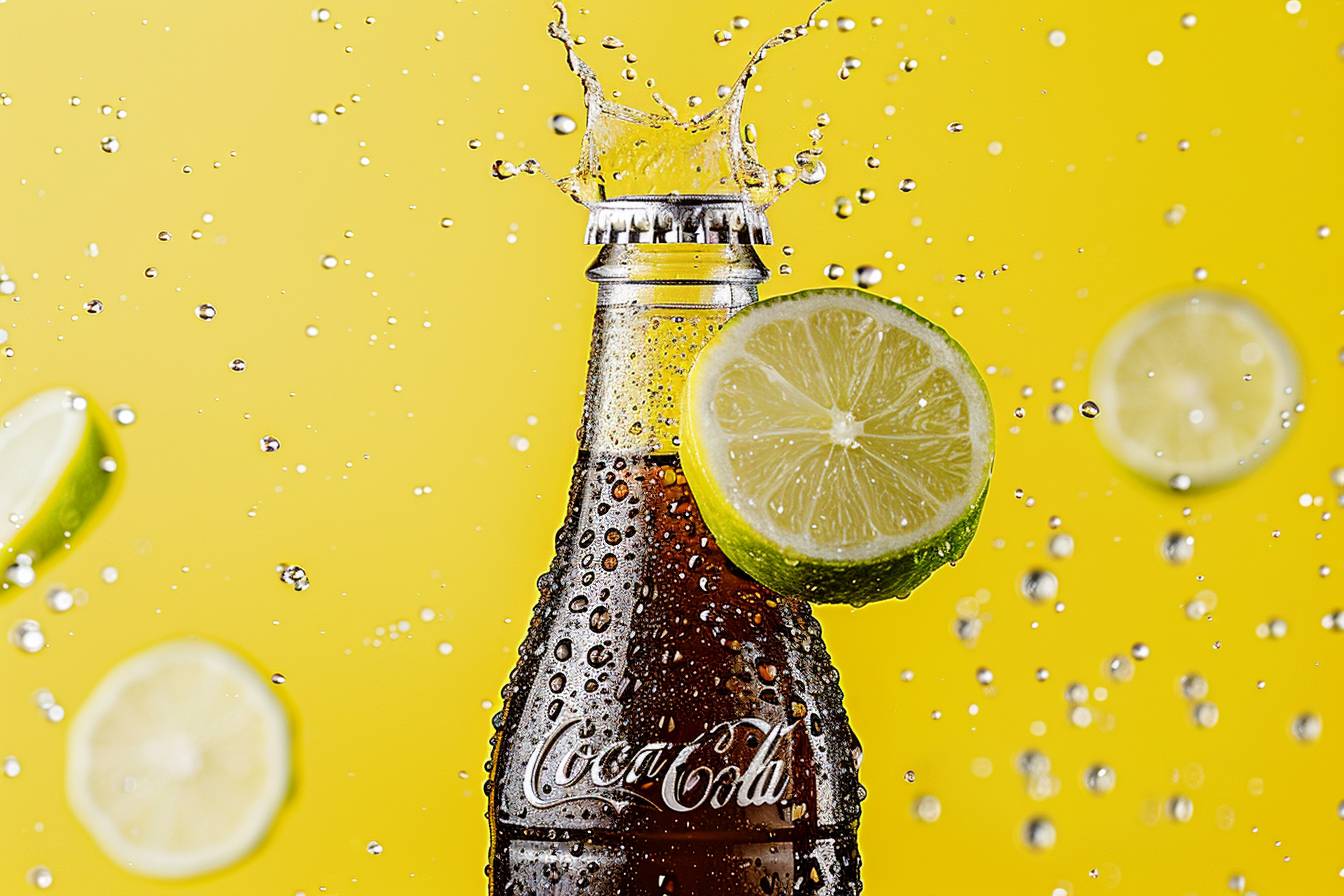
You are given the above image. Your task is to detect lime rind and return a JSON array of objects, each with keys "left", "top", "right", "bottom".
[{"left": 683, "top": 288, "right": 994, "bottom": 605}]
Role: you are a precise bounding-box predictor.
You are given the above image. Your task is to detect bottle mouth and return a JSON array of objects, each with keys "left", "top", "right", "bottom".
[{"left": 586, "top": 195, "right": 771, "bottom": 246}]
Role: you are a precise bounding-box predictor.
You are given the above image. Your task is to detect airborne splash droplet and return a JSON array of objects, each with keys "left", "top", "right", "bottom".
[{"left": 499, "top": 2, "right": 833, "bottom": 209}]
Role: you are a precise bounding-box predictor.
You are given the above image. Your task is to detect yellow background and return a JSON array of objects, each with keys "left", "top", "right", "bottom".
[{"left": 1, "top": 1, "right": 1341, "bottom": 893}]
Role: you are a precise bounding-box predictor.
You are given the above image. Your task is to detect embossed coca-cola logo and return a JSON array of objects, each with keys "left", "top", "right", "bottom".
[{"left": 524, "top": 716, "right": 797, "bottom": 813}]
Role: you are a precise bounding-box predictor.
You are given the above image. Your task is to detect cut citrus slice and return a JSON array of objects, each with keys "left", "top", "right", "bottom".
[
  {"left": 0, "top": 388, "right": 120, "bottom": 591},
  {"left": 67, "top": 640, "right": 291, "bottom": 879},
  {"left": 1090, "top": 290, "right": 1300, "bottom": 488},
  {"left": 682, "top": 288, "right": 994, "bottom": 605}
]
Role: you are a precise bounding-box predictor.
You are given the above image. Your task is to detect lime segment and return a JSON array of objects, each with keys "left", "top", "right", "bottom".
[
  {"left": 682, "top": 288, "right": 994, "bottom": 605},
  {"left": 1090, "top": 291, "right": 1300, "bottom": 488},
  {"left": 1, "top": 388, "right": 120, "bottom": 590}
]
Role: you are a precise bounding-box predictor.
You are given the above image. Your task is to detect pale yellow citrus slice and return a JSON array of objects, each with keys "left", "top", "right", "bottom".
[
  {"left": 67, "top": 640, "right": 291, "bottom": 878},
  {"left": 1091, "top": 290, "right": 1300, "bottom": 488}
]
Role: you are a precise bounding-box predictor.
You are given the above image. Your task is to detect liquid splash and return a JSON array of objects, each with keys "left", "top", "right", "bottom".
[{"left": 497, "top": 2, "right": 832, "bottom": 209}]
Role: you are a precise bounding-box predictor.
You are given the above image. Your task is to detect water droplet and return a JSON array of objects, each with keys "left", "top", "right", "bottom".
[
  {"left": 195, "top": 303, "right": 216, "bottom": 321},
  {"left": 230, "top": 358, "right": 247, "bottom": 372},
  {"left": 1021, "top": 569, "right": 1059, "bottom": 602},
  {"left": 260, "top": 435, "right": 281, "bottom": 453},
  {"left": 1079, "top": 400, "right": 1100, "bottom": 419},
  {"left": 10, "top": 620, "right": 44, "bottom": 654},
  {"left": 713, "top": 29, "right": 733, "bottom": 46},
  {"left": 27, "top": 866, "right": 52, "bottom": 890},
  {"left": 1048, "top": 533, "right": 1075, "bottom": 558},
  {"left": 947, "top": 121, "right": 964, "bottom": 133},
  {"left": 310, "top": 110, "right": 329, "bottom": 125},
  {"left": 45, "top": 588, "right": 75, "bottom": 613},
  {"left": 366, "top": 840, "right": 383, "bottom": 855},
  {"left": 320, "top": 254, "right": 338, "bottom": 269},
  {"left": 1024, "top": 817, "right": 1056, "bottom": 849},
  {"left": 1084, "top": 765, "right": 1115, "bottom": 793},
  {"left": 1147, "top": 49, "right": 1165, "bottom": 66},
  {"left": 1292, "top": 712, "right": 1322, "bottom": 742},
  {"left": 913, "top": 794, "right": 941, "bottom": 822},
  {"left": 854, "top": 265, "right": 882, "bottom": 288},
  {"left": 1169, "top": 473, "right": 1193, "bottom": 492},
  {"left": 1047, "top": 29, "right": 1067, "bottom": 47},
  {"left": 100, "top": 136, "right": 120, "bottom": 153},
  {"left": 898, "top": 178, "right": 917, "bottom": 192},
  {"left": 111, "top": 404, "right": 136, "bottom": 426},
  {"left": 1180, "top": 12, "right": 1198, "bottom": 27},
  {"left": 1168, "top": 794, "right": 1194, "bottom": 822},
  {"left": 1162, "top": 531, "right": 1195, "bottom": 563},
  {"left": 271, "top": 673, "right": 286, "bottom": 684},
  {"left": 2, "top": 756, "right": 19, "bottom": 778},
  {"left": 550, "top": 114, "right": 577, "bottom": 135}
]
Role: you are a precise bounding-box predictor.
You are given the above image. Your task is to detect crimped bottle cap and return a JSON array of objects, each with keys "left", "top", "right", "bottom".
[{"left": 585, "top": 195, "right": 771, "bottom": 245}]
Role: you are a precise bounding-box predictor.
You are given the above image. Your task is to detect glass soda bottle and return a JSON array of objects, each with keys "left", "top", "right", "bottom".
[{"left": 486, "top": 196, "right": 863, "bottom": 894}]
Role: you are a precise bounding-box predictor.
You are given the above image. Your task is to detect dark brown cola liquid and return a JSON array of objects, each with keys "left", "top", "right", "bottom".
[{"left": 486, "top": 450, "right": 864, "bottom": 895}]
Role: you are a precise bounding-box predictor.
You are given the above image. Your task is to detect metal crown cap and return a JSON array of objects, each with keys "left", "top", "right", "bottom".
[{"left": 585, "top": 195, "right": 772, "bottom": 246}]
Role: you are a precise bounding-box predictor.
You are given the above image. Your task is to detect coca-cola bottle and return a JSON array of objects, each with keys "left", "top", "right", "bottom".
[{"left": 486, "top": 196, "right": 863, "bottom": 895}]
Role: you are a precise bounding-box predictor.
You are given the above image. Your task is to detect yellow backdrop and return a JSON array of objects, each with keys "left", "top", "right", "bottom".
[{"left": 1, "top": 1, "right": 1341, "bottom": 893}]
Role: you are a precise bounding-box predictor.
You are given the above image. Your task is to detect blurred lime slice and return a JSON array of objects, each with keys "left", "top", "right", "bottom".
[
  {"left": 682, "top": 287, "right": 994, "bottom": 605},
  {"left": 67, "top": 640, "right": 291, "bottom": 878},
  {"left": 0, "top": 388, "right": 120, "bottom": 590},
  {"left": 1091, "top": 291, "right": 1300, "bottom": 488}
]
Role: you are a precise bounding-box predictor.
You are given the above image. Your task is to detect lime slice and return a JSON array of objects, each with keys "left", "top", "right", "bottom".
[
  {"left": 1091, "top": 290, "right": 1300, "bottom": 488},
  {"left": 0, "top": 388, "right": 120, "bottom": 590},
  {"left": 67, "top": 640, "right": 291, "bottom": 879},
  {"left": 682, "top": 287, "right": 994, "bottom": 605}
]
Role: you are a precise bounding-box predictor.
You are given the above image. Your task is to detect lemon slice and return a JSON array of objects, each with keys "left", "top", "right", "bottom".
[
  {"left": 1091, "top": 290, "right": 1300, "bottom": 488},
  {"left": 682, "top": 288, "right": 994, "bottom": 605},
  {"left": 67, "top": 640, "right": 291, "bottom": 879},
  {"left": 1, "top": 388, "right": 120, "bottom": 590}
]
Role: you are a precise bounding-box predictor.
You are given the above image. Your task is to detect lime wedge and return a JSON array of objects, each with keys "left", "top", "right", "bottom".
[
  {"left": 1090, "top": 290, "right": 1300, "bottom": 489},
  {"left": 67, "top": 640, "right": 291, "bottom": 879},
  {"left": 682, "top": 288, "right": 994, "bottom": 605},
  {"left": 0, "top": 388, "right": 120, "bottom": 590}
]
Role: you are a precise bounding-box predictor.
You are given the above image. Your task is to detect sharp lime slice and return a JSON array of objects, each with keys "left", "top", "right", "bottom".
[
  {"left": 67, "top": 640, "right": 291, "bottom": 879},
  {"left": 682, "top": 287, "right": 994, "bottom": 605},
  {"left": 1090, "top": 290, "right": 1300, "bottom": 489},
  {"left": 0, "top": 388, "right": 120, "bottom": 590}
]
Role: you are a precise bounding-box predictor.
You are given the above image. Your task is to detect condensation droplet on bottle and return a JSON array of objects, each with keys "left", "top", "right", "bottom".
[
  {"left": 195, "top": 303, "right": 216, "bottom": 321},
  {"left": 1079, "top": 400, "right": 1100, "bottom": 419}
]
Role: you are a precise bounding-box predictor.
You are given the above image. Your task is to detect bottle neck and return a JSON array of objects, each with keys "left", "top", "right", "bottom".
[{"left": 579, "top": 244, "right": 769, "bottom": 455}]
